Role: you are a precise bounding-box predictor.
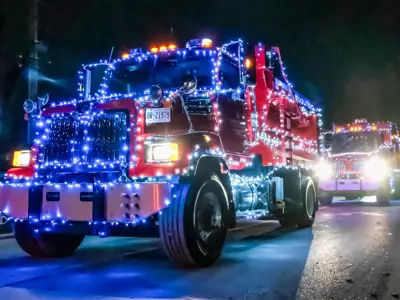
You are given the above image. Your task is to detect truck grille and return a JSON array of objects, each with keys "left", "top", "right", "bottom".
[
  {"left": 42, "top": 112, "right": 129, "bottom": 167},
  {"left": 334, "top": 158, "right": 365, "bottom": 174},
  {"left": 185, "top": 96, "right": 212, "bottom": 115}
]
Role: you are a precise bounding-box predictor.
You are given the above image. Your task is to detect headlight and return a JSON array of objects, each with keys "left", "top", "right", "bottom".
[
  {"left": 146, "top": 143, "right": 179, "bottom": 163},
  {"left": 314, "top": 160, "right": 333, "bottom": 179},
  {"left": 364, "top": 157, "right": 388, "bottom": 179},
  {"left": 12, "top": 150, "right": 31, "bottom": 167}
]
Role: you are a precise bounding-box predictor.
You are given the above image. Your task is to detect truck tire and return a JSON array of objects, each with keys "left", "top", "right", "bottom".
[
  {"left": 159, "top": 173, "right": 229, "bottom": 268},
  {"left": 279, "top": 178, "right": 317, "bottom": 229},
  {"left": 318, "top": 195, "right": 333, "bottom": 206},
  {"left": 376, "top": 183, "right": 390, "bottom": 206},
  {"left": 14, "top": 222, "right": 84, "bottom": 258},
  {"left": 296, "top": 179, "right": 317, "bottom": 228},
  {"left": 278, "top": 215, "right": 297, "bottom": 228}
]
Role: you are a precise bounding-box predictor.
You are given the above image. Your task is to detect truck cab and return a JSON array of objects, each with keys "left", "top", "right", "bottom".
[
  {"left": 0, "top": 37, "right": 321, "bottom": 268},
  {"left": 317, "top": 118, "right": 399, "bottom": 205}
]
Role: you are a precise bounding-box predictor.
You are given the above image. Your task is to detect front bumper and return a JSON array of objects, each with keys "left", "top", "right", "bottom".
[
  {"left": 0, "top": 182, "right": 179, "bottom": 236},
  {"left": 318, "top": 178, "right": 383, "bottom": 197}
]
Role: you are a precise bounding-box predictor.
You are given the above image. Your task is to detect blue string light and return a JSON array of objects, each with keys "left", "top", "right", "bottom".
[{"left": 7, "top": 38, "right": 322, "bottom": 182}]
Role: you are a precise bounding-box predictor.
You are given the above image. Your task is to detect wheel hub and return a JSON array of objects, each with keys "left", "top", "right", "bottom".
[{"left": 195, "top": 192, "right": 223, "bottom": 245}]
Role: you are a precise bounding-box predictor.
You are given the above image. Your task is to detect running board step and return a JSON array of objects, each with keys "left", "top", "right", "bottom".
[{"left": 236, "top": 209, "right": 270, "bottom": 220}]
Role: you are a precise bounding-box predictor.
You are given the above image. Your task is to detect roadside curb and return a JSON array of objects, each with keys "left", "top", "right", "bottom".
[{"left": 0, "top": 233, "right": 14, "bottom": 240}]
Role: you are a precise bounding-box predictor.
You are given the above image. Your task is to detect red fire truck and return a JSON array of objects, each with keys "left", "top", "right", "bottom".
[
  {"left": 317, "top": 119, "right": 400, "bottom": 205},
  {"left": 0, "top": 38, "right": 321, "bottom": 267}
]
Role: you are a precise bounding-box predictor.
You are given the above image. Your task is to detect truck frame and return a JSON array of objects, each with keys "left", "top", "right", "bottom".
[{"left": 0, "top": 38, "right": 321, "bottom": 267}]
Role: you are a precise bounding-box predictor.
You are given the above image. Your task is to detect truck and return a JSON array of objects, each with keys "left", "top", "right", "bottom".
[
  {"left": 0, "top": 37, "right": 321, "bottom": 268},
  {"left": 317, "top": 118, "right": 400, "bottom": 206}
]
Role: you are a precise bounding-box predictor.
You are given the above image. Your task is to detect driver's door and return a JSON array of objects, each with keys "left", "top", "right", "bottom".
[{"left": 217, "top": 56, "right": 247, "bottom": 154}]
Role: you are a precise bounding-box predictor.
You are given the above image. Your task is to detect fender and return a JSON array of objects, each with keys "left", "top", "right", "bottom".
[{"left": 189, "top": 154, "right": 236, "bottom": 229}]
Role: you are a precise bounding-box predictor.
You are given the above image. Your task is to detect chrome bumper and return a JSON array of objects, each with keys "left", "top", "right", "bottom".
[
  {"left": 0, "top": 182, "right": 174, "bottom": 224},
  {"left": 319, "top": 179, "right": 381, "bottom": 192}
]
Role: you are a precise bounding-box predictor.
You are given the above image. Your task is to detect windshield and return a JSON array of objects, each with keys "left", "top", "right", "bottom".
[
  {"left": 103, "top": 53, "right": 213, "bottom": 95},
  {"left": 331, "top": 132, "right": 383, "bottom": 154}
]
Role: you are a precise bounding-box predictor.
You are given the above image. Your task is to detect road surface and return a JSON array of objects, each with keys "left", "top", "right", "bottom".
[{"left": 0, "top": 197, "right": 400, "bottom": 300}]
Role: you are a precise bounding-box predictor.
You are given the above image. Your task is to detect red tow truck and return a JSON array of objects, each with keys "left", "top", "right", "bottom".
[
  {"left": 0, "top": 37, "right": 321, "bottom": 267},
  {"left": 317, "top": 118, "right": 400, "bottom": 205}
]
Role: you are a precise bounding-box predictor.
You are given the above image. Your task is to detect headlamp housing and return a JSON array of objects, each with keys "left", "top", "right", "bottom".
[
  {"left": 314, "top": 160, "right": 333, "bottom": 179},
  {"left": 364, "top": 156, "right": 388, "bottom": 179},
  {"left": 12, "top": 150, "right": 31, "bottom": 167},
  {"left": 145, "top": 142, "right": 179, "bottom": 163}
]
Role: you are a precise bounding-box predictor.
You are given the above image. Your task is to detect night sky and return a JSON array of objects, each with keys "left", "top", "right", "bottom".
[{"left": 1, "top": 0, "right": 400, "bottom": 132}]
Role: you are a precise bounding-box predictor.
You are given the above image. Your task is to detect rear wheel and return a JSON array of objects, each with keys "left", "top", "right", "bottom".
[
  {"left": 376, "top": 182, "right": 390, "bottom": 206},
  {"left": 159, "top": 173, "right": 229, "bottom": 268},
  {"left": 318, "top": 195, "right": 333, "bottom": 206},
  {"left": 279, "top": 178, "right": 317, "bottom": 229},
  {"left": 278, "top": 216, "right": 297, "bottom": 228},
  {"left": 296, "top": 179, "right": 317, "bottom": 228},
  {"left": 14, "top": 222, "right": 84, "bottom": 258}
]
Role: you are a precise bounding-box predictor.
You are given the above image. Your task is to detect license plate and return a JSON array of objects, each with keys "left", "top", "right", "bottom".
[{"left": 145, "top": 108, "right": 171, "bottom": 124}]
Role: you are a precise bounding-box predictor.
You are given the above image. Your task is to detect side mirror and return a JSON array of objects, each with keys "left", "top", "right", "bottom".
[
  {"left": 23, "top": 99, "right": 36, "bottom": 114},
  {"left": 180, "top": 74, "right": 197, "bottom": 95},
  {"left": 149, "top": 85, "right": 163, "bottom": 102}
]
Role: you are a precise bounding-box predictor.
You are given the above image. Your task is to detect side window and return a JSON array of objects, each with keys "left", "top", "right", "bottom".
[
  {"left": 220, "top": 56, "right": 240, "bottom": 89},
  {"left": 267, "top": 50, "right": 285, "bottom": 82}
]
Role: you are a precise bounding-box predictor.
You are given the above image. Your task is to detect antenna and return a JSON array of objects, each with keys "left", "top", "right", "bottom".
[
  {"left": 108, "top": 46, "right": 114, "bottom": 64},
  {"left": 28, "top": 0, "right": 38, "bottom": 102}
]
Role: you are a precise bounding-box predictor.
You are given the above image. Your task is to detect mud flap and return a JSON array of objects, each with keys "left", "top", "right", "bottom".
[
  {"left": 271, "top": 167, "right": 302, "bottom": 213},
  {"left": 28, "top": 185, "right": 44, "bottom": 222}
]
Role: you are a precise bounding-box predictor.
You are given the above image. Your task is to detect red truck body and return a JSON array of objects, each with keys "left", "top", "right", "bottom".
[{"left": 0, "top": 38, "right": 321, "bottom": 267}]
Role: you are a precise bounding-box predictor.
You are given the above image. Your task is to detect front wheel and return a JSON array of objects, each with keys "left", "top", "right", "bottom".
[
  {"left": 159, "top": 174, "right": 229, "bottom": 268},
  {"left": 14, "top": 222, "right": 84, "bottom": 258}
]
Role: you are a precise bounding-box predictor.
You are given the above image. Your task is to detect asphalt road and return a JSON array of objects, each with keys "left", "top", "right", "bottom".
[{"left": 0, "top": 197, "right": 400, "bottom": 300}]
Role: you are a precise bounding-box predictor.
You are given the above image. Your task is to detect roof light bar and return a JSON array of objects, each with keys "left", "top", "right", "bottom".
[
  {"left": 149, "top": 44, "right": 177, "bottom": 53},
  {"left": 186, "top": 38, "right": 213, "bottom": 49},
  {"left": 201, "top": 38, "right": 213, "bottom": 48}
]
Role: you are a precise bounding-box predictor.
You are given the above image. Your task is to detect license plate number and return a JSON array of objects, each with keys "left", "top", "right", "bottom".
[{"left": 145, "top": 108, "right": 171, "bottom": 124}]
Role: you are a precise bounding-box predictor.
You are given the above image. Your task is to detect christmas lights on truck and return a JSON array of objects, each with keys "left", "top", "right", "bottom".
[
  {"left": 317, "top": 119, "right": 400, "bottom": 205},
  {"left": 0, "top": 37, "right": 322, "bottom": 267}
]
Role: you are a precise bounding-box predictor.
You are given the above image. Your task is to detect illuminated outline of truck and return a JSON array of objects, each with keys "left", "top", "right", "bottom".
[{"left": 1, "top": 37, "right": 321, "bottom": 268}]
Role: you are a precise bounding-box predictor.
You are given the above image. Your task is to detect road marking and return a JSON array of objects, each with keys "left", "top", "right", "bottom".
[
  {"left": 0, "top": 233, "right": 13, "bottom": 240},
  {"left": 0, "top": 222, "right": 277, "bottom": 287},
  {"left": 0, "top": 287, "right": 208, "bottom": 300},
  {"left": 337, "top": 212, "right": 385, "bottom": 217},
  {"left": 0, "top": 245, "right": 161, "bottom": 288},
  {"left": 121, "top": 246, "right": 161, "bottom": 258}
]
